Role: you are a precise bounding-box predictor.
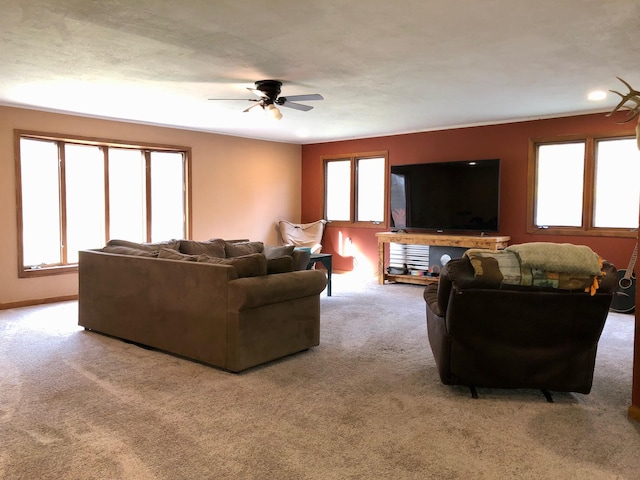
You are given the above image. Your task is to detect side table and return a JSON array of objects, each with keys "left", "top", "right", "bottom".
[{"left": 307, "top": 253, "right": 332, "bottom": 296}]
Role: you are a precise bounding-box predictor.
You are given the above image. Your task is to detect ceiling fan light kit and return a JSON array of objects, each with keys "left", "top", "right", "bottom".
[
  {"left": 210, "top": 80, "right": 323, "bottom": 120},
  {"left": 265, "top": 103, "right": 283, "bottom": 120}
]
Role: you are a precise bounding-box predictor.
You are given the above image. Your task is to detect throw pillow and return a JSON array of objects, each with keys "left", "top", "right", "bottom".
[
  {"left": 263, "top": 244, "right": 295, "bottom": 260},
  {"left": 267, "top": 256, "right": 294, "bottom": 274},
  {"left": 224, "top": 241, "right": 264, "bottom": 258},
  {"left": 102, "top": 245, "right": 159, "bottom": 257},
  {"left": 158, "top": 248, "right": 198, "bottom": 262},
  {"left": 106, "top": 239, "right": 180, "bottom": 251},
  {"left": 196, "top": 252, "right": 267, "bottom": 278},
  {"left": 179, "top": 238, "right": 226, "bottom": 258}
]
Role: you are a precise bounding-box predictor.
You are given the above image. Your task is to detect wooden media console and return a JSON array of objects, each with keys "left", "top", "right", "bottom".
[{"left": 376, "top": 232, "right": 510, "bottom": 285}]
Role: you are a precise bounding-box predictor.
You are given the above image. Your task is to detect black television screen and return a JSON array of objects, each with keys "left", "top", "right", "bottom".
[{"left": 390, "top": 159, "right": 500, "bottom": 233}]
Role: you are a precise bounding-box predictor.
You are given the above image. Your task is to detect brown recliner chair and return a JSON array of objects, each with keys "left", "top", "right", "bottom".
[{"left": 423, "top": 254, "right": 617, "bottom": 401}]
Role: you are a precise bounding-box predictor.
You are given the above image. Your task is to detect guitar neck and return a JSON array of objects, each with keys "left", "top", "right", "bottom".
[{"left": 623, "top": 243, "right": 638, "bottom": 280}]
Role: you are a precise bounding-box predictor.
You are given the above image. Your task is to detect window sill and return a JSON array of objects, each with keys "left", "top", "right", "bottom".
[{"left": 19, "top": 264, "right": 79, "bottom": 279}]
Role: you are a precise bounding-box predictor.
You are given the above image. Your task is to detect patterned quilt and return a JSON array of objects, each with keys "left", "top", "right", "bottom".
[{"left": 464, "top": 243, "right": 604, "bottom": 294}]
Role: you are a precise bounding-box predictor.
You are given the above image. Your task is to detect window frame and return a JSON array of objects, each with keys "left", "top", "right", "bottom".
[
  {"left": 527, "top": 132, "right": 638, "bottom": 238},
  {"left": 322, "top": 151, "right": 389, "bottom": 228},
  {"left": 14, "top": 130, "right": 192, "bottom": 278}
]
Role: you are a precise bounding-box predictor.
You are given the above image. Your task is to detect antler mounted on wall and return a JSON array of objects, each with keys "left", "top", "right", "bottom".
[{"left": 607, "top": 77, "right": 640, "bottom": 124}]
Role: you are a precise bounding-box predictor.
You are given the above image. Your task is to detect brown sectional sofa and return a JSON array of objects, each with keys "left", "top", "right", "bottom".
[{"left": 78, "top": 239, "right": 327, "bottom": 372}]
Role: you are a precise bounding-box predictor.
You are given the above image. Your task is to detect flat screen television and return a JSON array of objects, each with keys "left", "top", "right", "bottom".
[{"left": 390, "top": 159, "right": 501, "bottom": 233}]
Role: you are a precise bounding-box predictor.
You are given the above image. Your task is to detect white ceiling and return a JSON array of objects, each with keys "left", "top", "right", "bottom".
[{"left": 1, "top": 0, "right": 639, "bottom": 144}]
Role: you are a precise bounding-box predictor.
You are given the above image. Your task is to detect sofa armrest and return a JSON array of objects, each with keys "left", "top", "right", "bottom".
[{"left": 228, "top": 270, "right": 327, "bottom": 311}]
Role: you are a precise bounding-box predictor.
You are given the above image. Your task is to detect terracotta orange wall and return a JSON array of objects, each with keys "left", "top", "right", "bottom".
[
  {"left": 301, "top": 113, "right": 637, "bottom": 273},
  {"left": 302, "top": 111, "right": 640, "bottom": 418},
  {"left": 1, "top": 106, "right": 301, "bottom": 306}
]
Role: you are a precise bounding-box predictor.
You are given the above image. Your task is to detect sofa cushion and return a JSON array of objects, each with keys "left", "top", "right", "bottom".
[
  {"left": 225, "top": 241, "right": 264, "bottom": 258},
  {"left": 106, "top": 239, "right": 180, "bottom": 251},
  {"left": 263, "top": 244, "right": 295, "bottom": 259},
  {"left": 102, "top": 245, "right": 159, "bottom": 257},
  {"left": 158, "top": 248, "right": 198, "bottom": 261},
  {"left": 197, "top": 252, "right": 267, "bottom": 278},
  {"left": 292, "top": 248, "right": 311, "bottom": 271},
  {"left": 179, "top": 238, "right": 226, "bottom": 258},
  {"left": 267, "top": 256, "right": 294, "bottom": 274}
]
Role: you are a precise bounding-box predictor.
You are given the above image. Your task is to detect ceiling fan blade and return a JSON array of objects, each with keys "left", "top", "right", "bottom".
[
  {"left": 279, "top": 100, "right": 313, "bottom": 112},
  {"left": 208, "top": 98, "right": 255, "bottom": 101},
  {"left": 243, "top": 101, "right": 263, "bottom": 113},
  {"left": 280, "top": 94, "right": 324, "bottom": 102},
  {"left": 247, "top": 87, "right": 269, "bottom": 98}
]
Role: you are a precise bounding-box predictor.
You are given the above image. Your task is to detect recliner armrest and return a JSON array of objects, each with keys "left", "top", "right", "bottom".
[
  {"left": 598, "top": 261, "right": 618, "bottom": 293},
  {"left": 423, "top": 284, "right": 443, "bottom": 317},
  {"left": 436, "top": 257, "right": 483, "bottom": 314}
]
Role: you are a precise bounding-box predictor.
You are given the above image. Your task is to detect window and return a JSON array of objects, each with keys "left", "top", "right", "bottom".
[
  {"left": 527, "top": 134, "right": 639, "bottom": 237},
  {"left": 15, "top": 131, "right": 191, "bottom": 277},
  {"left": 323, "top": 152, "right": 388, "bottom": 226}
]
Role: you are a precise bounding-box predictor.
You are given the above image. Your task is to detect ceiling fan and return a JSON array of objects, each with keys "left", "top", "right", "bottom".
[{"left": 209, "top": 80, "right": 323, "bottom": 120}]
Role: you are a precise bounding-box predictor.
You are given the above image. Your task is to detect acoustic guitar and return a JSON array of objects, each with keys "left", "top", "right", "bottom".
[{"left": 610, "top": 243, "right": 637, "bottom": 314}]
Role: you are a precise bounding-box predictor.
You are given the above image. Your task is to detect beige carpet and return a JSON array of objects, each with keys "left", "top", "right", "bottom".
[{"left": 1, "top": 273, "right": 639, "bottom": 479}]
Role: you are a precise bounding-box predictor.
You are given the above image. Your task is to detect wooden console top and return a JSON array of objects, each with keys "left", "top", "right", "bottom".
[{"left": 376, "top": 232, "right": 510, "bottom": 249}]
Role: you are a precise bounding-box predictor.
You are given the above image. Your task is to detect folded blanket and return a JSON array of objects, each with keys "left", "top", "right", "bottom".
[
  {"left": 464, "top": 244, "right": 604, "bottom": 294},
  {"left": 504, "top": 242, "right": 601, "bottom": 276}
]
